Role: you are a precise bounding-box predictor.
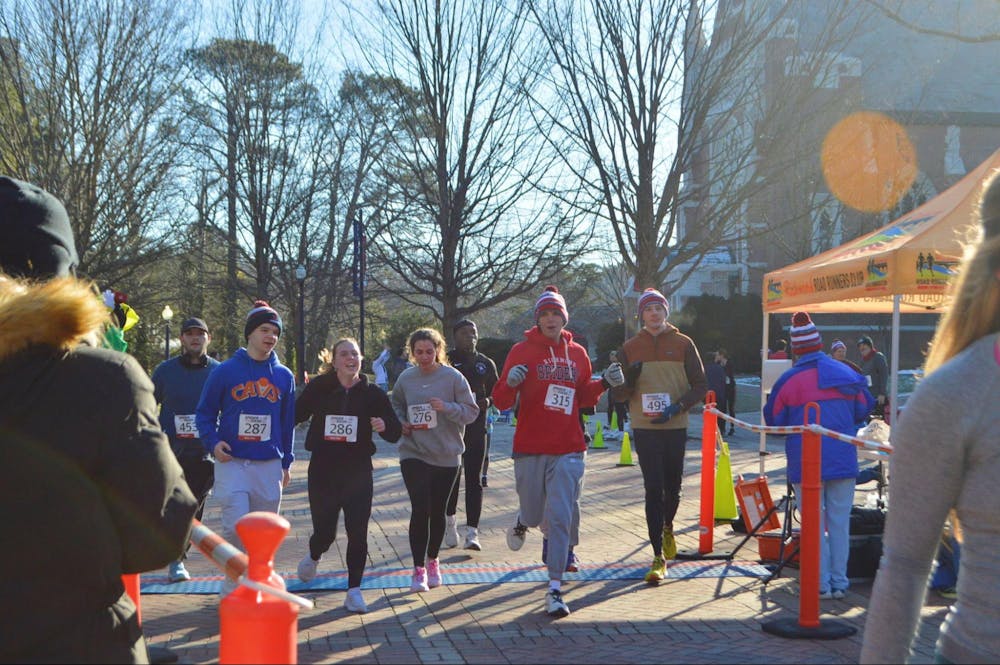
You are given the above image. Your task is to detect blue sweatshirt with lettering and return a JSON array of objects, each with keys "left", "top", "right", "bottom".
[{"left": 195, "top": 348, "right": 296, "bottom": 468}]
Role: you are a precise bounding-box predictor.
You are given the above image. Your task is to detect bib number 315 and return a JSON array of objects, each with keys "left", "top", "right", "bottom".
[{"left": 544, "top": 384, "right": 575, "bottom": 415}]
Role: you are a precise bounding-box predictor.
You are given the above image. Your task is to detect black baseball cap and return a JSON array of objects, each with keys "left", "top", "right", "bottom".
[
  {"left": 857, "top": 335, "right": 873, "bottom": 347},
  {"left": 181, "top": 317, "right": 209, "bottom": 333}
]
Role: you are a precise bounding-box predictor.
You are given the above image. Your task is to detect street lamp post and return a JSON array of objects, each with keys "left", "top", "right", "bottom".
[
  {"left": 295, "top": 264, "right": 306, "bottom": 385},
  {"left": 161, "top": 305, "right": 174, "bottom": 360}
]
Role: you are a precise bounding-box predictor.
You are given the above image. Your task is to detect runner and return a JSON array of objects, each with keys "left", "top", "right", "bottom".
[
  {"left": 444, "top": 319, "right": 499, "bottom": 551},
  {"left": 295, "top": 338, "right": 402, "bottom": 613},
  {"left": 195, "top": 300, "right": 296, "bottom": 596},
  {"left": 390, "top": 328, "right": 479, "bottom": 592},
  {"left": 613, "top": 287, "right": 707, "bottom": 585},
  {"left": 493, "top": 285, "right": 623, "bottom": 617},
  {"left": 151, "top": 316, "right": 220, "bottom": 583}
]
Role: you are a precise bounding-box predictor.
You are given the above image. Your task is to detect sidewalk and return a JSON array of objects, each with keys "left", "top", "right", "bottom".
[{"left": 140, "top": 408, "right": 947, "bottom": 664}]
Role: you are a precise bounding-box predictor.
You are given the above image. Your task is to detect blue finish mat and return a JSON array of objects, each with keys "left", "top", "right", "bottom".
[{"left": 140, "top": 560, "right": 771, "bottom": 594}]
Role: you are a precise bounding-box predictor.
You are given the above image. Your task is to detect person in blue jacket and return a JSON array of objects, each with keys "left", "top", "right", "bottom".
[
  {"left": 196, "top": 300, "right": 296, "bottom": 596},
  {"left": 764, "top": 311, "right": 874, "bottom": 600},
  {"left": 152, "top": 316, "right": 220, "bottom": 583}
]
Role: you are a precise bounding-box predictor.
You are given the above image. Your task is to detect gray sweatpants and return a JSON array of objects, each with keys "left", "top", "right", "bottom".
[{"left": 514, "top": 452, "right": 585, "bottom": 581}]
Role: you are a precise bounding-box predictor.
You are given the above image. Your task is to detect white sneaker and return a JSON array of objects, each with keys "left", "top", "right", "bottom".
[
  {"left": 545, "top": 588, "right": 570, "bottom": 617},
  {"left": 506, "top": 515, "right": 528, "bottom": 551},
  {"left": 167, "top": 560, "right": 190, "bottom": 583},
  {"left": 464, "top": 526, "right": 481, "bottom": 551},
  {"left": 297, "top": 553, "right": 320, "bottom": 583},
  {"left": 444, "top": 515, "right": 459, "bottom": 548},
  {"left": 344, "top": 587, "right": 368, "bottom": 613}
]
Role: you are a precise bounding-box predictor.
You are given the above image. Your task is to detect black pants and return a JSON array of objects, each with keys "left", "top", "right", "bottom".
[
  {"left": 177, "top": 455, "right": 215, "bottom": 560},
  {"left": 307, "top": 456, "right": 374, "bottom": 588},
  {"left": 446, "top": 422, "right": 486, "bottom": 527},
  {"left": 401, "top": 459, "right": 459, "bottom": 567},
  {"left": 633, "top": 429, "right": 687, "bottom": 556}
]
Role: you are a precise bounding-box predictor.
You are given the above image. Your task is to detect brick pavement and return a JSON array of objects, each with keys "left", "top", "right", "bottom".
[{"left": 140, "top": 405, "right": 949, "bottom": 664}]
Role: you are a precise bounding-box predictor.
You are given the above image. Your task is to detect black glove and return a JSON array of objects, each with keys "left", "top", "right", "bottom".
[
  {"left": 651, "top": 403, "right": 682, "bottom": 424},
  {"left": 624, "top": 361, "right": 643, "bottom": 387}
]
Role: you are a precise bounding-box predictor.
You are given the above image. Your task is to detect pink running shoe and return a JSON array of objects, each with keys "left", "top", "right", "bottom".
[
  {"left": 410, "top": 566, "right": 429, "bottom": 592},
  {"left": 426, "top": 558, "right": 443, "bottom": 588}
]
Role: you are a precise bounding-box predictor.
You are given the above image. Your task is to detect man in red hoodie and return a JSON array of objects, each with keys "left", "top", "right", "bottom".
[{"left": 493, "top": 285, "right": 624, "bottom": 618}]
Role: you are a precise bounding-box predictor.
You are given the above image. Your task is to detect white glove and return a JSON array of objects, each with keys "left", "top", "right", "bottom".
[
  {"left": 603, "top": 362, "right": 625, "bottom": 387},
  {"left": 506, "top": 364, "right": 528, "bottom": 388}
]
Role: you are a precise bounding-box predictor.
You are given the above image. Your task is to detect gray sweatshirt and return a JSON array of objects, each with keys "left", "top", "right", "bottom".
[
  {"left": 860, "top": 333, "right": 1000, "bottom": 664},
  {"left": 390, "top": 364, "right": 479, "bottom": 467}
]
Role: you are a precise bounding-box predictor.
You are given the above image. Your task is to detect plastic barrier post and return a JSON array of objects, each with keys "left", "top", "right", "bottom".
[
  {"left": 122, "top": 574, "right": 141, "bottom": 624},
  {"left": 220, "top": 512, "right": 300, "bottom": 664},
  {"left": 762, "top": 403, "right": 856, "bottom": 640},
  {"left": 677, "top": 392, "right": 732, "bottom": 560}
]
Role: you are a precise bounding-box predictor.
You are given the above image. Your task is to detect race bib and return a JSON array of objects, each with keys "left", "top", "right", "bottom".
[
  {"left": 408, "top": 403, "right": 438, "bottom": 430},
  {"left": 323, "top": 415, "right": 358, "bottom": 443},
  {"left": 237, "top": 413, "right": 272, "bottom": 441},
  {"left": 642, "top": 393, "right": 671, "bottom": 417},
  {"left": 544, "top": 384, "right": 575, "bottom": 415},
  {"left": 174, "top": 414, "right": 198, "bottom": 438}
]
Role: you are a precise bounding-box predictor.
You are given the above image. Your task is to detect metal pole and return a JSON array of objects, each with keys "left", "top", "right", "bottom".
[
  {"left": 297, "top": 278, "right": 305, "bottom": 385},
  {"left": 164, "top": 322, "right": 170, "bottom": 360},
  {"left": 358, "top": 212, "right": 366, "bottom": 358}
]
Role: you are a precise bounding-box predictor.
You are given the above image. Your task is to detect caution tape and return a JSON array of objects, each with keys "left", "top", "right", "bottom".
[{"left": 705, "top": 407, "right": 893, "bottom": 454}]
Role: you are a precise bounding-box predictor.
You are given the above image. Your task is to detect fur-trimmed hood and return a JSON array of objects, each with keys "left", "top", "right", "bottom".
[{"left": 0, "top": 275, "right": 108, "bottom": 361}]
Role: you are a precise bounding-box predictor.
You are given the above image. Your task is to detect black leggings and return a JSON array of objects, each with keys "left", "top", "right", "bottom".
[
  {"left": 446, "top": 423, "right": 486, "bottom": 527},
  {"left": 633, "top": 429, "right": 687, "bottom": 556},
  {"left": 307, "top": 458, "right": 374, "bottom": 588},
  {"left": 401, "top": 458, "right": 459, "bottom": 567},
  {"left": 177, "top": 455, "right": 215, "bottom": 560}
]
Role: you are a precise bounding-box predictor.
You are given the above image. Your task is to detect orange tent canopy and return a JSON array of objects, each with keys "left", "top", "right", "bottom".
[{"left": 762, "top": 147, "right": 1000, "bottom": 314}]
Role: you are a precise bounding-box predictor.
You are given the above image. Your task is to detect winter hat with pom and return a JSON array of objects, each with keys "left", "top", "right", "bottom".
[
  {"left": 637, "top": 287, "right": 669, "bottom": 317},
  {"left": 789, "top": 311, "right": 823, "bottom": 355},
  {"left": 244, "top": 300, "right": 282, "bottom": 339},
  {"left": 534, "top": 285, "right": 569, "bottom": 323}
]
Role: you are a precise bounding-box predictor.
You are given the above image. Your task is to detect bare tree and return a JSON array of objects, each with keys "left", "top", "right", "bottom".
[
  {"left": 527, "top": 0, "right": 872, "bottom": 296},
  {"left": 182, "top": 0, "right": 330, "bottom": 356},
  {"left": 349, "top": 0, "right": 594, "bottom": 335},
  {"left": 864, "top": 0, "right": 1000, "bottom": 43},
  {"left": 0, "top": 0, "right": 194, "bottom": 284}
]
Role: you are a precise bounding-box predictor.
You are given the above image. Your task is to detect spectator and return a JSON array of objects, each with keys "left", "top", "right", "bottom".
[
  {"left": 857, "top": 335, "right": 889, "bottom": 418},
  {"left": 764, "top": 312, "right": 873, "bottom": 601},
  {"left": 0, "top": 176, "right": 197, "bottom": 663},
  {"left": 768, "top": 339, "right": 789, "bottom": 359}
]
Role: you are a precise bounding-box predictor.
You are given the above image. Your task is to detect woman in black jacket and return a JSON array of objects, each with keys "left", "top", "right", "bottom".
[{"left": 294, "top": 338, "right": 402, "bottom": 613}]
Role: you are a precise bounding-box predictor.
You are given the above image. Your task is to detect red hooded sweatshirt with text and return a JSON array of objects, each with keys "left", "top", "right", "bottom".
[{"left": 492, "top": 327, "right": 606, "bottom": 455}]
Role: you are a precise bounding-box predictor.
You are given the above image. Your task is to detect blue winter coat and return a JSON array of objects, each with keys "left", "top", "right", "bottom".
[{"left": 763, "top": 351, "right": 874, "bottom": 483}]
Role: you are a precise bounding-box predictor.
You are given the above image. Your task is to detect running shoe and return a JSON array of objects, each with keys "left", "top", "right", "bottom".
[
  {"left": 507, "top": 515, "right": 528, "bottom": 551},
  {"left": 464, "top": 527, "right": 482, "bottom": 551},
  {"left": 565, "top": 549, "right": 579, "bottom": 573},
  {"left": 662, "top": 525, "right": 677, "bottom": 560},
  {"left": 168, "top": 560, "right": 191, "bottom": 583},
  {"left": 297, "top": 553, "right": 319, "bottom": 583},
  {"left": 644, "top": 556, "right": 666, "bottom": 585},
  {"left": 344, "top": 587, "right": 368, "bottom": 613},
  {"left": 410, "top": 566, "right": 429, "bottom": 592},
  {"left": 444, "top": 515, "right": 459, "bottom": 548},
  {"left": 426, "top": 558, "right": 442, "bottom": 588},
  {"left": 545, "top": 588, "right": 570, "bottom": 618}
]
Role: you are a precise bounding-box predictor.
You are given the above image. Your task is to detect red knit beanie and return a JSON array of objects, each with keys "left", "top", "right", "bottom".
[{"left": 637, "top": 287, "right": 669, "bottom": 317}]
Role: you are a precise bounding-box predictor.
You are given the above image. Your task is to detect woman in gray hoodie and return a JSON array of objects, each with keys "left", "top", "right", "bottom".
[{"left": 391, "top": 328, "right": 479, "bottom": 593}]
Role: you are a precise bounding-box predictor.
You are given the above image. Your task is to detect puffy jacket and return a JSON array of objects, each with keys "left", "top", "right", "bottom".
[
  {"left": 763, "top": 351, "right": 875, "bottom": 483},
  {"left": 0, "top": 276, "right": 197, "bottom": 662},
  {"left": 492, "top": 327, "right": 605, "bottom": 455}
]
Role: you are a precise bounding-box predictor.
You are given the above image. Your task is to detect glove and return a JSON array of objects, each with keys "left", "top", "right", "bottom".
[
  {"left": 624, "top": 361, "right": 643, "bottom": 387},
  {"left": 506, "top": 364, "right": 528, "bottom": 388},
  {"left": 603, "top": 362, "right": 625, "bottom": 387},
  {"left": 651, "top": 403, "right": 683, "bottom": 424}
]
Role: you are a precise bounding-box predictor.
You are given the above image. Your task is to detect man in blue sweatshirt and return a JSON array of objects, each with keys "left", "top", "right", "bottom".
[
  {"left": 152, "top": 316, "right": 220, "bottom": 583},
  {"left": 196, "top": 300, "right": 295, "bottom": 595}
]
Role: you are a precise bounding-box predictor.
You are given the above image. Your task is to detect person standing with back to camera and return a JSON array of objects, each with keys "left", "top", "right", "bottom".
[
  {"left": 0, "top": 177, "right": 197, "bottom": 663},
  {"left": 861, "top": 170, "right": 1000, "bottom": 664},
  {"left": 612, "top": 288, "right": 707, "bottom": 585}
]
